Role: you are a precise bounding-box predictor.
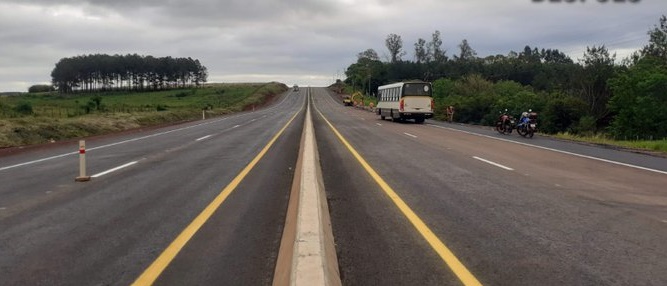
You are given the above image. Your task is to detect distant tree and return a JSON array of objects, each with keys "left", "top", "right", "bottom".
[
  {"left": 519, "top": 45, "right": 540, "bottom": 64},
  {"left": 455, "top": 39, "right": 477, "bottom": 62},
  {"left": 357, "top": 49, "right": 380, "bottom": 61},
  {"left": 346, "top": 49, "right": 384, "bottom": 95},
  {"left": 608, "top": 56, "right": 667, "bottom": 139},
  {"left": 428, "top": 30, "right": 447, "bottom": 63},
  {"left": 577, "top": 45, "right": 616, "bottom": 126},
  {"left": 641, "top": 15, "right": 667, "bottom": 61},
  {"left": 414, "top": 38, "right": 428, "bottom": 63},
  {"left": 28, "top": 84, "right": 54, "bottom": 93},
  {"left": 539, "top": 94, "right": 589, "bottom": 134},
  {"left": 385, "top": 33, "right": 406, "bottom": 63},
  {"left": 540, "top": 48, "right": 573, "bottom": 64},
  {"left": 50, "top": 54, "right": 208, "bottom": 93}
]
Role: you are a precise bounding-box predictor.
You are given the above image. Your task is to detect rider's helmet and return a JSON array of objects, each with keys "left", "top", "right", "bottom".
[{"left": 522, "top": 111, "right": 528, "bottom": 118}]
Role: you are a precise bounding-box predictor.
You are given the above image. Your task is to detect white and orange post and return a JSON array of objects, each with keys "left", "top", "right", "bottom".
[{"left": 75, "top": 140, "right": 91, "bottom": 182}]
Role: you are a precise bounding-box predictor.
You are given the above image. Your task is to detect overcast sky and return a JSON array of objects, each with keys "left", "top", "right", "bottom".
[{"left": 0, "top": 0, "right": 664, "bottom": 92}]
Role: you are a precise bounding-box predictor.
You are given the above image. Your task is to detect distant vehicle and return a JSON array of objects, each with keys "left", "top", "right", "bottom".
[
  {"left": 293, "top": 85, "right": 299, "bottom": 92},
  {"left": 376, "top": 81, "right": 434, "bottom": 123},
  {"left": 343, "top": 96, "right": 352, "bottom": 106}
]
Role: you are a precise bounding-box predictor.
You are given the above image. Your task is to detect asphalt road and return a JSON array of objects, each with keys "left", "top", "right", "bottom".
[
  {"left": 0, "top": 89, "right": 305, "bottom": 285},
  {"left": 1, "top": 86, "right": 667, "bottom": 285},
  {"left": 312, "top": 87, "right": 667, "bottom": 286}
]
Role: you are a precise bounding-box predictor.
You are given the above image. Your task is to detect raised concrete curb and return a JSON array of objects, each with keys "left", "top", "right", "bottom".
[{"left": 273, "top": 92, "right": 341, "bottom": 286}]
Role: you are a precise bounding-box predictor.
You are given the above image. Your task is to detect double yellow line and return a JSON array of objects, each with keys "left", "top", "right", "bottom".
[{"left": 133, "top": 91, "right": 481, "bottom": 285}]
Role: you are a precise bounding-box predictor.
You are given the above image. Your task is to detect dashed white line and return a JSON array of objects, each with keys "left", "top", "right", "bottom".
[
  {"left": 473, "top": 156, "right": 514, "bottom": 171},
  {"left": 196, "top": 135, "right": 212, "bottom": 141},
  {"left": 427, "top": 123, "right": 667, "bottom": 175},
  {"left": 404, "top": 132, "right": 418, "bottom": 138},
  {"left": 0, "top": 152, "right": 78, "bottom": 172},
  {"left": 376, "top": 123, "right": 382, "bottom": 126},
  {"left": 0, "top": 95, "right": 297, "bottom": 172},
  {"left": 91, "top": 161, "right": 138, "bottom": 178},
  {"left": 0, "top": 207, "right": 7, "bottom": 210},
  {"left": 233, "top": 125, "right": 241, "bottom": 128}
]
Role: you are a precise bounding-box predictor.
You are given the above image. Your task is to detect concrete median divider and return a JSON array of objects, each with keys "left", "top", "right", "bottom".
[{"left": 273, "top": 96, "right": 341, "bottom": 286}]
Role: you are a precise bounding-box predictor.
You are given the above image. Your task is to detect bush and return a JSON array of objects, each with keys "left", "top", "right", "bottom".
[
  {"left": 14, "top": 102, "right": 34, "bottom": 115},
  {"left": 572, "top": 115, "right": 597, "bottom": 136},
  {"left": 28, "top": 84, "right": 55, "bottom": 93},
  {"left": 539, "top": 95, "right": 588, "bottom": 134}
]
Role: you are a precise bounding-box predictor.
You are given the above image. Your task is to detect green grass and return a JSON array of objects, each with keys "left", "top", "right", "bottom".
[
  {"left": 552, "top": 132, "right": 667, "bottom": 154},
  {"left": 0, "top": 82, "right": 287, "bottom": 148}
]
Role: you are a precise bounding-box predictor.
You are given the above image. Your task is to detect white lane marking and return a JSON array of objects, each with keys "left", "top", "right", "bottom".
[
  {"left": 376, "top": 123, "right": 382, "bottom": 126},
  {"left": 0, "top": 152, "right": 78, "bottom": 171},
  {"left": 0, "top": 92, "right": 299, "bottom": 172},
  {"left": 0, "top": 207, "right": 6, "bottom": 210},
  {"left": 233, "top": 125, "right": 240, "bottom": 128},
  {"left": 427, "top": 124, "right": 667, "bottom": 175},
  {"left": 473, "top": 156, "right": 514, "bottom": 171},
  {"left": 404, "top": 132, "right": 418, "bottom": 138},
  {"left": 91, "top": 161, "right": 138, "bottom": 178},
  {"left": 250, "top": 119, "right": 257, "bottom": 122},
  {"left": 195, "top": 135, "right": 212, "bottom": 141},
  {"left": 360, "top": 118, "right": 366, "bottom": 121}
]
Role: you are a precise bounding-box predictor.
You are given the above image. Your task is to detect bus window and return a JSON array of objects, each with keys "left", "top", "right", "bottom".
[{"left": 403, "top": 83, "right": 431, "bottom": 96}]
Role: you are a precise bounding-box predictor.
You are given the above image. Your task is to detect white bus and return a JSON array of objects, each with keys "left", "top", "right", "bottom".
[{"left": 376, "top": 81, "right": 434, "bottom": 123}]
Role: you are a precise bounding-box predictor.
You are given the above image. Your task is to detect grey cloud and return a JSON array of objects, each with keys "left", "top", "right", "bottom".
[{"left": 0, "top": 0, "right": 665, "bottom": 91}]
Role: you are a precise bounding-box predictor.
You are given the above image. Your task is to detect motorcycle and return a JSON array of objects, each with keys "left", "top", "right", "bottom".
[
  {"left": 495, "top": 110, "right": 515, "bottom": 135},
  {"left": 516, "top": 111, "right": 538, "bottom": 138}
]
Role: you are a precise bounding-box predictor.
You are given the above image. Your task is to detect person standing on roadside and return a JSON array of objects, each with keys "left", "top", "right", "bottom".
[{"left": 446, "top": 105, "right": 455, "bottom": 123}]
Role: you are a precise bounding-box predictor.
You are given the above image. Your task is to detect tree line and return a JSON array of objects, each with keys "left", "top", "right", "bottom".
[
  {"left": 50, "top": 54, "right": 208, "bottom": 93},
  {"left": 344, "top": 15, "right": 667, "bottom": 140}
]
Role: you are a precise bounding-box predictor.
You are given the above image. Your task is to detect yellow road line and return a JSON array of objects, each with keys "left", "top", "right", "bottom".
[
  {"left": 313, "top": 105, "right": 483, "bottom": 286},
  {"left": 132, "top": 109, "right": 302, "bottom": 286}
]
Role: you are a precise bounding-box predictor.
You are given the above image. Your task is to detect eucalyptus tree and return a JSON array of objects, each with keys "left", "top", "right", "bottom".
[
  {"left": 414, "top": 38, "right": 428, "bottom": 63},
  {"left": 51, "top": 54, "right": 208, "bottom": 93},
  {"left": 577, "top": 45, "right": 616, "bottom": 126},
  {"left": 385, "top": 33, "right": 406, "bottom": 63},
  {"left": 428, "top": 30, "right": 447, "bottom": 63},
  {"left": 642, "top": 15, "right": 667, "bottom": 61}
]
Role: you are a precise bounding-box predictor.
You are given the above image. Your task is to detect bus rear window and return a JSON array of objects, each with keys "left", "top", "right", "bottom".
[{"left": 403, "top": 83, "right": 431, "bottom": 96}]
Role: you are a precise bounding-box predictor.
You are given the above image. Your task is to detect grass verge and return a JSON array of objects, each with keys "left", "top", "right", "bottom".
[
  {"left": 552, "top": 132, "right": 667, "bottom": 155},
  {"left": 0, "top": 82, "right": 287, "bottom": 148}
]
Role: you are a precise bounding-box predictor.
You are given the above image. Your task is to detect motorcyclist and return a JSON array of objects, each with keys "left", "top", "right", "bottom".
[{"left": 518, "top": 109, "right": 532, "bottom": 127}]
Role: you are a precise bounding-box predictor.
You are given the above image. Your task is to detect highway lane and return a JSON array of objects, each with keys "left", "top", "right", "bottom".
[
  {"left": 3, "top": 85, "right": 666, "bottom": 285},
  {"left": 0, "top": 89, "right": 305, "bottom": 285},
  {"left": 312, "top": 87, "right": 667, "bottom": 285},
  {"left": 0, "top": 90, "right": 300, "bottom": 216}
]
